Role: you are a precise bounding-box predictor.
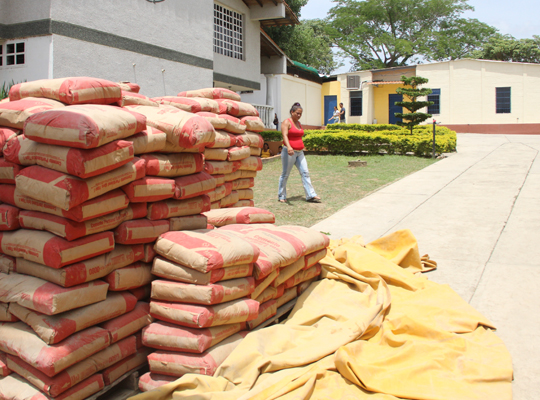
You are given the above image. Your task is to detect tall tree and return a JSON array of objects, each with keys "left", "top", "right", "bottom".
[
  {"left": 470, "top": 34, "right": 540, "bottom": 63},
  {"left": 394, "top": 75, "right": 433, "bottom": 134},
  {"left": 325, "top": 0, "right": 474, "bottom": 70}
]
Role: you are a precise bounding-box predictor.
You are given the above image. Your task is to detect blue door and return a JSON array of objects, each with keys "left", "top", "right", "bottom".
[
  {"left": 324, "top": 95, "right": 337, "bottom": 126},
  {"left": 388, "top": 94, "right": 403, "bottom": 124}
]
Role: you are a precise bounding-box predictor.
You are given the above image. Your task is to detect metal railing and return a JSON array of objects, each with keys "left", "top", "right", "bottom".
[{"left": 252, "top": 104, "right": 275, "bottom": 129}]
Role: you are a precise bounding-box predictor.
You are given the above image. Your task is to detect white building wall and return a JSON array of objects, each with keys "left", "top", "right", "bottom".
[
  {"left": 0, "top": 0, "right": 51, "bottom": 24},
  {"left": 337, "top": 71, "right": 372, "bottom": 124},
  {"left": 279, "top": 75, "right": 322, "bottom": 126},
  {"left": 239, "top": 74, "right": 267, "bottom": 105},
  {"left": 0, "top": 36, "right": 52, "bottom": 84}
]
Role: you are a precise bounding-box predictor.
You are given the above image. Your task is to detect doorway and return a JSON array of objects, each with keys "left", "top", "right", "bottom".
[
  {"left": 324, "top": 95, "right": 337, "bottom": 126},
  {"left": 388, "top": 94, "right": 403, "bottom": 125}
]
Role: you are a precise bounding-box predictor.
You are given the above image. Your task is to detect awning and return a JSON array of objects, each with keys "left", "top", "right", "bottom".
[{"left": 365, "top": 81, "right": 403, "bottom": 85}]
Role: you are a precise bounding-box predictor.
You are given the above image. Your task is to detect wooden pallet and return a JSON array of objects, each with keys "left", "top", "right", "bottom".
[
  {"left": 253, "top": 298, "right": 297, "bottom": 331},
  {"left": 86, "top": 365, "right": 147, "bottom": 400}
]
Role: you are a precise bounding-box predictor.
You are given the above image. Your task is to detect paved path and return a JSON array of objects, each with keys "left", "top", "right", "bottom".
[{"left": 311, "top": 133, "right": 540, "bottom": 399}]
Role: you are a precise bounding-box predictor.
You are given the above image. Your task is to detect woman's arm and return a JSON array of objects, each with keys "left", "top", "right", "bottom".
[{"left": 281, "top": 119, "right": 294, "bottom": 156}]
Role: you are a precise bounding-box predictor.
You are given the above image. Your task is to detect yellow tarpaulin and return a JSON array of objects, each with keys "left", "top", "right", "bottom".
[{"left": 131, "top": 229, "right": 512, "bottom": 400}]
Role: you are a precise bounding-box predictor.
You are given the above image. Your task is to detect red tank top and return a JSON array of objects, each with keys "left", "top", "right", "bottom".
[{"left": 287, "top": 118, "right": 304, "bottom": 150}]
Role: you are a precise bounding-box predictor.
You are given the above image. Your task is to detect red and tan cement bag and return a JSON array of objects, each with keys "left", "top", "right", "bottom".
[
  {"left": 250, "top": 146, "right": 262, "bottom": 156},
  {"left": 142, "top": 321, "right": 245, "bottom": 353},
  {"left": 0, "top": 322, "right": 110, "bottom": 377},
  {"left": 0, "top": 158, "right": 23, "bottom": 184},
  {"left": 227, "top": 146, "right": 251, "bottom": 161},
  {"left": 9, "top": 77, "right": 122, "bottom": 105},
  {"left": 0, "top": 351, "right": 9, "bottom": 376},
  {"left": 236, "top": 189, "right": 253, "bottom": 200},
  {"left": 0, "top": 229, "right": 114, "bottom": 268},
  {"left": 0, "top": 127, "right": 19, "bottom": 156},
  {"left": 240, "top": 116, "right": 265, "bottom": 132},
  {"left": 139, "top": 372, "right": 176, "bottom": 392},
  {"left": 24, "top": 105, "right": 145, "bottom": 149},
  {"left": 121, "top": 176, "right": 176, "bottom": 202},
  {"left": 125, "top": 127, "right": 167, "bottom": 154},
  {"left": 284, "top": 264, "right": 322, "bottom": 289},
  {"left": 142, "top": 242, "right": 157, "bottom": 263},
  {"left": 0, "top": 185, "right": 130, "bottom": 222},
  {"left": 236, "top": 132, "right": 264, "bottom": 148},
  {"left": 297, "top": 277, "right": 317, "bottom": 296},
  {"left": 141, "top": 152, "right": 204, "bottom": 177},
  {"left": 147, "top": 195, "right": 211, "bottom": 220},
  {"left": 114, "top": 219, "right": 169, "bottom": 245},
  {"left": 247, "top": 300, "right": 277, "bottom": 330},
  {"left": 210, "top": 201, "right": 220, "bottom": 210},
  {"left": 102, "top": 347, "right": 151, "bottom": 385},
  {"left": 178, "top": 88, "right": 241, "bottom": 101},
  {"left": 118, "top": 81, "right": 140, "bottom": 93},
  {"left": 203, "top": 207, "right": 274, "bottom": 227},
  {"left": 19, "top": 203, "right": 146, "bottom": 241},
  {"left": 160, "top": 141, "right": 204, "bottom": 154},
  {"left": 205, "top": 160, "right": 235, "bottom": 175},
  {"left": 219, "top": 114, "right": 246, "bottom": 134},
  {"left": 129, "top": 105, "right": 215, "bottom": 149},
  {"left": 104, "top": 262, "right": 153, "bottom": 291},
  {"left": 129, "top": 285, "right": 151, "bottom": 301},
  {"left": 117, "top": 90, "right": 158, "bottom": 107},
  {"left": 0, "top": 98, "right": 65, "bottom": 129},
  {"left": 255, "top": 286, "right": 277, "bottom": 304},
  {"left": 151, "top": 277, "right": 255, "bottom": 305},
  {"left": 250, "top": 269, "right": 279, "bottom": 300},
  {"left": 147, "top": 331, "right": 248, "bottom": 377},
  {"left": 153, "top": 96, "right": 219, "bottom": 114},
  {"left": 304, "top": 248, "right": 327, "bottom": 270},
  {"left": 273, "top": 257, "right": 305, "bottom": 288},
  {"left": 150, "top": 298, "right": 259, "bottom": 328},
  {"left": 207, "top": 129, "right": 237, "bottom": 149},
  {"left": 4, "top": 135, "right": 134, "bottom": 179},
  {"left": 154, "top": 230, "right": 259, "bottom": 272},
  {"left": 215, "top": 99, "right": 259, "bottom": 117},
  {"left": 100, "top": 302, "right": 153, "bottom": 343},
  {"left": 15, "top": 158, "right": 146, "bottom": 210},
  {"left": 276, "top": 287, "right": 298, "bottom": 308},
  {"left": 152, "top": 257, "right": 252, "bottom": 285},
  {"left": 220, "top": 191, "right": 239, "bottom": 208},
  {"left": 236, "top": 156, "right": 262, "bottom": 171},
  {"left": 169, "top": 214, "right": 207, "bottom": 231},
  {"left": 0, "top": 204, "right": 19, "bottom": 231},
  {"left": 196, "top": 112, "right": 227, "bottom": 130},
  {"left": 274, "top": 283, "right": 285, "bottom": 299},
  {"left": 223, "top": 170, "right": 256, "bottom": 182},
  {"left": 173, "top": 171, "right": 216, "bottom": 200},
  {"left": 204, "top": 148, "right": 228, "bottom": 161},
  {"left": 0, "top": 254, "right": 14, "bottom": 273},
  {"left": 231, "top": 177, "right": 255, "bottom": 190},
  {"left": 232, "top": 200, "right": 255, "bottom": 208},
  {"left": 0, "top": 304, "right": 18, "bottom": 322},
  {"left": 5, "top": 336, "right": 136, "bottom": 397},
  {"left": 206, "top": 185, "right": 228, "bottom": 203},
  {"left": 8, "top": 292, "right": 137, "bottom": 344},
  {"left": 13, "top": 244, "right": 144, "bottom": 287},
  {"left": 273, "top": 225, "right": 330, "bottom": 255},
  {"left": 0, "top": 273, "right": 109, "bottom": 315}
]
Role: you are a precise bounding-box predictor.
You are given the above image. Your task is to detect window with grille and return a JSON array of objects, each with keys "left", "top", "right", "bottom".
[
  {"left": 214, "top": 3, "right": 243, "bottom": 60},
  {"left": 1, "top": 41, "right": 25, "bottom": 67},
  {"left": 496, "top": 87, "right": 511, "bottom": 113},
  {"left": 427, "top": 88, "right": 440, "bottom": 115},
  {"left": 350, "top": 91, "right": 362, "bottom": 116}
]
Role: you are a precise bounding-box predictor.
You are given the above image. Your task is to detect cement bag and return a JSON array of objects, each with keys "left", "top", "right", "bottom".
[
  {"left": 0, "top": 254, "right": 14, "bottom": 273},
  {"left": 0, "top": 229, "right": 114, "bottom": 269},
  {"left": 104, "top": 262, "right": 153, "bottom": 291},
  {"left": 231, "top": 178, "right": 255, "bottom": 190},
  {"left": 205, "top": 160, "right": 235, "bottom": 175},
  {"left": 0, "top": 304, "right": 18, "bottom": 322},
  {"left": 160, "top": 141, "right": 204, "bottom": 154},
  {"left": 274, "top": 283, "right": 285, "bottom": 299},
  {"left": 147, "top": 195, "right": 211, "bottom": 220},
  {"left": 304, "top": 248, "right": 327, "bottom": 270},
  {"left": 0, "top": 204, "right": 19, "bottom": 231},
  {"left": 237, "top": 156, "right": 262, "bottom": 171},
  {"left": 215, "top": 99, "right": 259, "bottom": 117},
  {"left": 118, "top": 81, "right": 140, "bottom": 93},
  {"left": 276, "top": 287, "right": 298, "bottom": 308},
  {"left": 8, "top": 292, "right": 137, "bottom": 344},
  {"left": 154, "top": 230, "right": 259, "bottom": 272},
  {"left": 152, "top": 257, "right": 252, "bottom": 285},
  {"left": 13, "top": 244, "right": 144, "bottom": 287},
  {"left": 255, "top": 286, "right": 277, "bottom": 304},
  {"left": 10, "top": 77, "right": 122, "bottom": 105},
  {"left": 129, "top": 105, "right": 215, "bottom": 149},
  {"left": 5, "top": 336, "right": 136, "bottom": 397},
  {"left": 196, "top": 112, "right": 227, "bottom": 130},
  {"left": 100, "top": 302, "right": 153, "bottom": 344},
  {"left": 203, "top": 207, "right": 274, "bottom": 227},
  {"left": 204, "top": 148, "right": 228, "bottom": 161},
  {"left": 153, "top": 96, "right": 219, "bottom": 114},
  {"left": 121, "top": 176, "right": 176, "bottom": 202},
  {"left": 250, "top": 269, "right": 279, "bottom": 300},
  {"left": 142, "top": 321, "right": 245, "bottom": 353},
  {"left": 223, "top": 170, "right": 256, "bottom": 181},
  {"left": 150, "top": 298, "right": 259, "bottom": 328},
  {"left": 169, "top": 214, "right": 208, "bottom": 231},
  {"left": 227, "top": 146, "right": 251, "bottom": 161},
  {"left": 178, "top": 88, "right": 241, "bottom": 101},
  {"left": 246, "top": 299, "right": 277, "bottom": 330},
  {"left": 0, "top": 97, "right": 65, "bottom": 129},
  {"left": 236, "top": 189, "right": 253, "bottom": 200},
  {"left": 210, "top": 201, "right": 220, "bottom": 210},
  {"left": 129, "top": 285, "right": 151, "bottom": 301},
  {"left": 220, "top": 191, "right": 239, "bottom": 208},
  {"left": 273, "top": 257, "right": 305, "bottom": 288},
  {"left": 117, "top": 90, "right": 158, "bottom": 107},
  {"left": 19, "top": 203, "right": 146, "bottom": 241},
  {"left": 24, "top": 105, "right": 145, "bottom": 149},
  {"left": 147, "top": 331, "right": 248, "bottom": 377},
  {"left": 15, "top": 158, "right": 146, "bottom": 210},
  {"left": 205, "top": 185, "right": 228, "bottom": 203},
  {"left": 173, "top": 171, "right": 216, "bottom": 200},
  {"left": 231, "top": 200, "right": 254, "bottom": 208},
  {"left": 0, "top": 273, "right": 108, "bottom": 315},
  {"left": 0, "top": 352, "right": 9, "bottom": 376},
  {"left": 4, "top": 135, "right": 134, "bottom": 178},
  {"left": 141, "top": 152, "right": 204, "bottom": 177},
  {"left": 0, "top": 158, "right": 23, "bottom": 184},
  {"left": 0, "top": 127, "right": 19, "bottom": 156},
  {"left": 143, "top": 242, "right": 157, "bottom": 263},
  {"left": 219, "top": 114, "right": 246, "bottom": 134},
  {"left": 0, "top": 185, "right": 130, "bottom": 222},
  {"left": 0, "top": 322, "right": 110, "bottom": 377},
  {"left": 125, "top": 127, "right": 167, "bottom": 155},
  {"left": 206, "top": 130, "right": 236, "bottom": 149},
  {"left": 236, "top": 132, "right": 264, "bottom": 148},
  {"left": 102, "top": 347, "right": 151, "bottom": 385},
  {"left": 284, "top": 264, "right": 322, "bottom": 289},
  {"left": 296, "top": 277, "right": 317, "bottom": 296},
  {"left": 250, "top": 146, "right": 262, "bottom": 156},
  {"left": 240, "top": 116, "right": 265, "bottom": 132},
  {"left": 139, "top": 372, "right": 176, "bottom": 392}
]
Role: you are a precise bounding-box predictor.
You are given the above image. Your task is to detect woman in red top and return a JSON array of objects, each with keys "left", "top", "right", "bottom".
[{"left": 278, "top": 102, "right": 321, "bottom": 203}]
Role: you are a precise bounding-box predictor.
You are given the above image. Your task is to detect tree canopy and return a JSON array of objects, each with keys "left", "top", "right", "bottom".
[{"left": 469, "top": 34, "right": 540, "bottom": 63}]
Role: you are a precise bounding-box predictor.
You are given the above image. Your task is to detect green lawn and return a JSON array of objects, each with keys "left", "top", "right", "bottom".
[{"left": 254, "top": 154, "right": 438, "bottom": 227}]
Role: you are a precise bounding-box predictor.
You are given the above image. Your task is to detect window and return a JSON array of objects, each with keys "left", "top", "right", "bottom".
[
  {"left": 214, "top": 3, "right": 243, "bottom": 60},
  {"left": 347, "top": 75, "right": 360, "bottom": 89},
  {"left": 428, "top": 89, "right": 440, "bottom": 114},
  {"left": 496, "top": 87, "right": 511, "bottom": 113},
  {"left": 350, "top": 91, "right": 362, "bottom": 116},
  {"left": 1, "top": 41, "right": 25, "bottom": 67},
  {"left": 0, "top": 45, "right": 2, "bottom": 67}
]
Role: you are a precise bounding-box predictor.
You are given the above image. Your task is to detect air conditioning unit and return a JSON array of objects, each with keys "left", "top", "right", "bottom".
[{"left": 346, "top": 75, "right": 360, "bottom": 89}]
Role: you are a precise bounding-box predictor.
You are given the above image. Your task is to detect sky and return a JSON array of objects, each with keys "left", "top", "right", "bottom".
[{"left": 300, "top": 0, "right": 539, "bottom": 73}]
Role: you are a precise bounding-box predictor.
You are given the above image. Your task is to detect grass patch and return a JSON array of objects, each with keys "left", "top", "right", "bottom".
[{"left": 254, "top": 154, "right": 438, "bottom": 227}]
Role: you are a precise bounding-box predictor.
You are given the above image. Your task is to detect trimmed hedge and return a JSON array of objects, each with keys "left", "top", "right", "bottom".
[{"left": 260, "top": 130, "right": 283, "bottom": 141}]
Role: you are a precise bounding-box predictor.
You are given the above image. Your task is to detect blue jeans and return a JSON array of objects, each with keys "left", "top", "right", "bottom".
[{"left": 278, "top": 148, "right": 317, "bottom": 201}]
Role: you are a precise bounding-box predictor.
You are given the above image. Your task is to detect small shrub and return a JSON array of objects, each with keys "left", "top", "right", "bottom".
[{"left": 259, "top": 130, "right": 283, "bottom": 142}]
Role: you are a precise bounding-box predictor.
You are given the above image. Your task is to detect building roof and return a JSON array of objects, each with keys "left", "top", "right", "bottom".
[{"left": 260, "top": 28, "right": 289, "bottom": 59}]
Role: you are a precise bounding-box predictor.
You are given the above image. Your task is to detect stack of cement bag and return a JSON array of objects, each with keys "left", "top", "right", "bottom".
[{"left": 139, "top": 223, "right": 329, "bottom": 391}]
